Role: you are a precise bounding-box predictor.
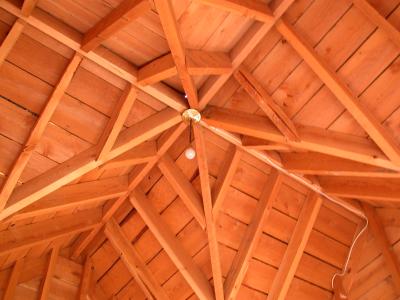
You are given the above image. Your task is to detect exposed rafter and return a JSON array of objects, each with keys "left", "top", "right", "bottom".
[
  {"left": 0, "top": 19, "right": 25, "bottom": 66},
  {"left": 3, "top": 259, "right": 24, "bottom": 299},
  {"left": 105, "top": 218, "right": 169, "bottom": 300},
  {"left": 281, "top": 152, "right": 400, "bottom": 178},
  {"left": 333, "top": 220, "right": 368, "bottom": 299},
  {"left": 39, "top": 244, "right": 60, "bottom": 300},
  {"left": 224, "top": 170, "right": 282, "bottom": 300},
  {"left": 81, "top": 0, "right": 152, "bottom": 52},
  {"left": 130, "top": 188, "right": 214, "bottom": 300},
  {"left": 196, "top": 0, "right": 274, "bottom": 22},
  {"left": 362, "top": 203, "right": 400, "bottom": 294},
  {"left": 198, "top": 0, "right": 296, "bottom": 109},
  {"left": 193, "top": 124, "right": 225, "bottom": 300},
  {"left": 233, "top": 66, "right": 299, "bottom": 141},
  {"left": 99, "top": 141, "right": 157, "bottom": 171},
  {"left": 212, "top": 145, "right": 242, "bottom": 216},
  {"left": 268, "top": 192, "right": 322, "bottom": 300},
  {"left": 275, "top": 19, "right": 400, "bottom": 167},
  {"left": 21, "top": 0, "right": 38, "bottom": 16},
  {"left": 0, "top": 0, "right": 187, "bottom": 112},
  {"left": 0, "top": 208, "right": 102, "bottom": 255},
  {"left": 0, "top": 108, "right": 181, "bottom": 220},
  {"left": 319, "top": 177, "right": 400, "bottom": 203},
  {"left": 353, "top": 0, "right": 400, "bottom": 48},
  {"left": 0, "top": 53, "right": 82, "bottom": 212},
  {"left": 154, "top": 0, "right": 199, "bottom": 108},
  {"left": 158, "top": 154, "right": 206, "bottom": 229},
  {"left": 71, "top": 123, "right": 187, "bottom": 258},
  {"left": 96, "top": 84, "right": 138, "bottom": 161},
  {"left": 138, "top": 50, "right": 232, "bottom": 86},
  {"left": 202, "top": 106, "right": 399, "bottom": 171},
  {"left": 10, "top": 176, "right": 128, "bottom": 221},
  {"left": 79, "top": 258, "right": 94, "bottom": 300}
]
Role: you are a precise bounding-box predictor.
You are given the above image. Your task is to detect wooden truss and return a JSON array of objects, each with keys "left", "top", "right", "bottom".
[{"left": 0, "top": 0, "right": 400, "bottom": 299}]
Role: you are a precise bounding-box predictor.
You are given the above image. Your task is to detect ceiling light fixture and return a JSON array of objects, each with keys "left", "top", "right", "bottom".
[{"left": 182, "top": 108, "right": 201, "bottom": 160}]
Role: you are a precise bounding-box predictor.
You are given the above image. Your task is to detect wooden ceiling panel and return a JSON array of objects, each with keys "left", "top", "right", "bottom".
[{"left": 0, "top": 0, "right": 399, "bottom": 298}]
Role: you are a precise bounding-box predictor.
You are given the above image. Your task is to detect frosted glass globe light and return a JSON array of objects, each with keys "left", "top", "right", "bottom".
[{"left": 185, "top": 147, "right": 196, "bottom": 160}]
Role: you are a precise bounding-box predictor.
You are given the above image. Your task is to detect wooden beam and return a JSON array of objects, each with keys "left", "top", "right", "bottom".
[
  {"left": 39, "top": 244, "right": 60, "bottom": 300},
  {"left": 362, "top": 203, "right": 400, "bottom": 294},
  {"left": 138, "top": 50, "right": 232, "bottom": 85},
  {"left": 3, "top": 259, "right": 24, "bottom": 299},
  {"left": 0, "top": 19, "right": 25, "bottom": 66},
  {"left": 0, "top": 108, "right": 181, "bottom": 220},
  {"left": 275, "top": 19, "right": 400, "bottom": 166},
  {"left": 0, "top": 0, "right": 187, "bottom": 112},
  {"left": 70, "top": 123, "right": 187, "bottom": 258},
  {"left": 212, "top": 145, "right": 242, "bottom": 216},
  {"left": 99, "top": 141, "right": 157, "bottom": 170},
  {"left": 242, "top": 136, "right": 295, "bottom": 152},
  {"left": 97, "top": 84, "right": 138, "bottom": 161},
  {"left": 0, "top": 53, "right": 82, "bottom": 212},
  {"left": 81, "top": 0, "right": 152, "bottom": 52},
  {"left": 233, "top": 66, "right": 299, "bottom": 141},
  {"left": 193, "top": 124, "right": 224, "bottom": 300},
  {"left": 224, "top": 170, "right": 282, "bottom": 300},
  {"left": 21, "top": 0, "right": 38, "bottom": 16},
  {"left": 105, "top": 218, "right": 169, "bottom": 300},
  {"left": 79, "top": 258, "right": 94, "bottom": 300},
  {"left": 130, "top": 189, "right": 214, "bottom": 300},
  {"left": 353, "top": 0, "right": 400, "bottom": 48},
  {"left": 10, "top": 176, "right": 128, "bottom": 221},
  {"left": 196, "top": 0, "right": 274, "bottom": 22},
  {"left": 158, "top": 154, "right": 206, "bottom": 229},
  {"left": 0, "top": 208, "right": 102, "bottom": 255},
  {"left": 154, "top": 0, "right": 199, "bottom": 108},
  {"left": 319, "top": 177, "right": 400, "bottom": 203},
  {"left": 268, "top": 192, "right": 322, "bottom": 300},
  {"left": 333, "top": 220, "right": 368, "bottom": 299},
  {"left": 198, "top": 0, "right": 295, "bottom": 109},
  {"left": 281, "top": 152, "right": 400, "bottom": 178},
  {"left": 202, "top": 106, "right": 400, "bottom": 171}
]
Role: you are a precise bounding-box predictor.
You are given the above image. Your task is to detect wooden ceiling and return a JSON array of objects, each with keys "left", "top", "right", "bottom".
[{"left": 0, "top": 0, "right": 399, "bottom": 299}]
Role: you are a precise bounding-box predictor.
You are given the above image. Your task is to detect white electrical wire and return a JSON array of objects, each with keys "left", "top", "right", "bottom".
[{"left": 201, "top": 122, "right": 369, "bottom": 293}]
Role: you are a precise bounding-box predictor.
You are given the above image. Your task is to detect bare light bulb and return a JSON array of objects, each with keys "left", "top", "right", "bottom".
[{"left": 185, "top": 147, "right": 196, "bottom": 160}]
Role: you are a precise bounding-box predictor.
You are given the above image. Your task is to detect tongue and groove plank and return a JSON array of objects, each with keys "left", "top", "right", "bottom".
[
  {"left": 352, "top": 0, "right": 400, "bottom": 48},
  {"left": 0, "top": 53, "right": 82, "bottom": 212},
  {"left": 0, "top": 108, "right": 181, "bottom": 220},
  {"left": 81, "top": 0, "right": 152, "bottom": 52}
]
